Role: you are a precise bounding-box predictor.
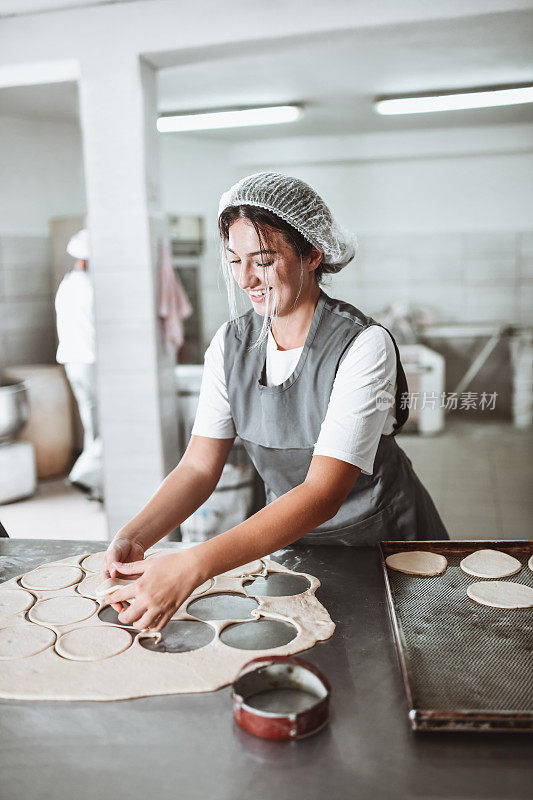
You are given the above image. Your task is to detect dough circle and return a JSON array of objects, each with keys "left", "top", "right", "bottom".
[
  {"left": 21, "top": 565, "right": 83, "bottom": 590},
  {"left": 460, "top": 549, "right": 521, "bottom": 579},
  {"left": 80, "top": 552, "right": 106, "bottom": 573},
  {"left": 528, "top": 554, "right": 533, "bottom": 573},
  {"left": 55, "top": 625, "right": 132, "bottom": 661},
  {"left": 0, "top": 588, "right": 34, "bottom": 617},
  {"left": 467, "top": 581, "right": 533, "bottom": 609},
  {"left": 29, "top": 596, "right": 97, "bottom": 626},
  {"left": 95, "top": 577, "right": 135, "bottom": 599},
  {"left": 0, "top": 624, "right": 55, "bottom": 659},
  {"left": 76, "top": 573, "right": 101, "bottom": 600},
  {"left": 385, "top": 551, "right": 447, "bottom": 576}
]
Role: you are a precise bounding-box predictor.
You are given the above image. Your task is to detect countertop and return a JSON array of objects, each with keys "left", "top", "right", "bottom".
[{"left": 1, "top": 539, "right": 531, "bottom": 800}]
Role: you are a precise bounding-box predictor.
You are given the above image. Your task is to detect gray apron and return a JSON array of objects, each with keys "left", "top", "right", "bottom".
[{"left": 224, "top": 289, "right": 449, "bottom": 545}]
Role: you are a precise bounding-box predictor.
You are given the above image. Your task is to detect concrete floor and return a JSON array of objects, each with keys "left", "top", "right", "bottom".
[
  {"left": 400, "top": 418, "right": 532, "bottom": 540},
  {"left": 0, "top": 419, "right": 531, "bottom": 542},
  {"left": 0, "top": 477, "right": 107, "bottom": 541}
]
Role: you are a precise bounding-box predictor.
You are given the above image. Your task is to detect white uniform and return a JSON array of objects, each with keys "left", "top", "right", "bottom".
[
  {"left": 192, "top": 323, "right": 397, "bottom": 476},
  {"left": 55, "top": 271, "right": 102, "bottom": 495}
]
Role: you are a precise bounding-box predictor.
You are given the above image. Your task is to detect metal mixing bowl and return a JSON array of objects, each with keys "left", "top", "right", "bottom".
[{"left": 0, "top": 378, "right": 30, "bottom": 443}]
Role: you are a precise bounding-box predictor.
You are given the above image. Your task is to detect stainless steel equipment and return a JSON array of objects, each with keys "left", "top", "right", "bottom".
[{"left": 0, "top": 378, "right": 29, "bottom": 443}]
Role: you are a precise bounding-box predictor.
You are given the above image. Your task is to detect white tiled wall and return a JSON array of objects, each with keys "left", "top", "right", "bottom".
[
  {"left": 0, "top": 235, "right": 55, "bottom": 370},
  {"left": 323, "top": 230, "right": 532, "bottom": 326}
]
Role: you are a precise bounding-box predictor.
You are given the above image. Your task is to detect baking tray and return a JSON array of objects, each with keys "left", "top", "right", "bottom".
[{"left": 380, "top": 540, "right": 533, "bottom": 733}]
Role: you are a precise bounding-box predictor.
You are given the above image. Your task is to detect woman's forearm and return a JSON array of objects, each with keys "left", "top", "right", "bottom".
[
  {"left": 191, "top": 482, "right": 338, "bottom": 582},
  {"left": 116, "top": 462, "right": 220, "bottom": 551}
]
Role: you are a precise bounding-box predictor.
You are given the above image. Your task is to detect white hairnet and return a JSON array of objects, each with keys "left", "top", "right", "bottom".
[
  {"left": 218, "top": 171, "right": 357, "bottom": 273},
  {"left": 66, "top": 229, "right": 90, "bottom": 261}
]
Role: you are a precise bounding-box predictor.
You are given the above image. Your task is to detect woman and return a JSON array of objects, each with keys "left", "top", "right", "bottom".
[{"left": 102, "top": 172, "right": 448, "bottom": 631}]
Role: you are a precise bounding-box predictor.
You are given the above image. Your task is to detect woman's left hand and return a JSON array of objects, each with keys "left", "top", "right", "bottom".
[{"left": 106, "top": 552, "right": 203, "bottom": 632}]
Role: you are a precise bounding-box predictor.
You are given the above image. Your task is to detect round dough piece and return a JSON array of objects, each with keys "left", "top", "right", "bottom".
[
  {"left": 460, "top": 549, "right": 521, "bottom": 579},
  {"left": 528, "top": 554, "right": 533, "bottom": 573},
  {"left": 95, "top": 577, "right": 135, "bottom": 599},
  {"left": 29, "top": 596, "right": 97, "bottom": 626},
  {"left": 467, "top": 581, "right": 533, "bottom": 609},
  {"left": 55, "top": 625, "right": 132, "bottom": 661},
  {"left": 76, "top": 573, "right": 101, "bottom": 600},
  {"left": 385, "top": 551, "right": 447, "bottom": 576},
  {"left": 219, "top": 560, "right": 263, "bottom": 578},
  {"left": 0, "top": 624, "right": 55, "bottom": 659},
  {"left": 0, "top": 588, "right": 34, "bottom": 617},
  {"left": 21, "top": 565, "right": 83, "bottom": 591},
  {"left": 80, "top": 551, "right": 106, "bottom": 573}
]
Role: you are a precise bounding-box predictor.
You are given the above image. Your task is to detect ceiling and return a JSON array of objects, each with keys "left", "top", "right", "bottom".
[
  {"left": 0, "top": 0, "right": 144, "bottom": 16},
  {"left": 0, "top": 7, "right": 532, "bottom": 140}
]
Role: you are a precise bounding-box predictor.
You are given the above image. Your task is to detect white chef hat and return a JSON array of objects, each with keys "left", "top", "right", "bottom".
[{"left": 66, "top": 229, "right": 90, "bottom": 261}]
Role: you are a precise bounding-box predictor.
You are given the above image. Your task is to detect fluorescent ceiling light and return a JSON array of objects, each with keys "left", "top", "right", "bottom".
[
  {"left": 157, "top": 105, "right": 300, "bottom": 132},
  {"left": 375, "top": 86, "right": 533, "bottom": 115}
]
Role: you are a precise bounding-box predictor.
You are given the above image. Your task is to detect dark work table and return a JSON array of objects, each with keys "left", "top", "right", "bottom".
[{"left": 1, "top": 539, "right": 531, "bottom": 800}]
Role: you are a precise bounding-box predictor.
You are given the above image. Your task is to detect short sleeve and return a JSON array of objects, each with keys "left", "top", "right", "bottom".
[
  {"left": 190, "top": 323, "right": 237, "bottom": 439},
  {"left": 313, "top": 326, "right": 397, "bottom": 475}
]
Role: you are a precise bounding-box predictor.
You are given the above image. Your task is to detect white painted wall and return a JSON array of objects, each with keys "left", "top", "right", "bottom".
[
  {"left": 0, "top": 115, "right": 85, "bottom": 236},
  {"left": 0, "top": 114, "right": 86, "bottom": 369},
  {"left": 159, "top": 135, "right": 236, "bottom": 342}
]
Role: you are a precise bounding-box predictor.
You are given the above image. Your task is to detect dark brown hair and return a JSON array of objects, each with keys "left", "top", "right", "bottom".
[{"left": 218, "top": 204, "right": 325, "bottom": 283}]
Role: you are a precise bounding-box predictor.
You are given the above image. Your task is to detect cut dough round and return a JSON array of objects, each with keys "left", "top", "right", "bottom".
[
  {"left": 95, "top": 577, "right": 135, "bottom": 599},
  {"left": 29, "top": 596, "right": 97, "bottom": 626},
  {"left": 219, "top": 560, "right": 263, "bottom": 578},
  {"left": 467, "top": 581, "right": 533, "bottom": 609},
  {"left": 0, "top": 588, "right": 34, "bottom": 617},
  {"left": 21, "top": 565, "right": 83, "bottom": 591},
  {"left": 385, "top": 551, "right": 447, "bottom": 576},
  {"left": 76, "top": 573, "right": 100, "bottom": 600},
  {"left": 80, "top": 551, "right": 106, "bottom": 573},
  {"left": 460, "top": 549, "right": 521, "bottom": 579},
  {"left": 528, "top": 554, "right": 533, "bottom": 573},
  {"left": 56, "top": 625, "right": 132, "bottom": 661},
  {"left": 0, "top": 624, "right": 55, "bottom": 659}
]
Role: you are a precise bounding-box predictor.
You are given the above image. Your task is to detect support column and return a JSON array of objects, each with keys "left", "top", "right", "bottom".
[{"left": 78, "top": 53, "right": 179, "bottom": 536}]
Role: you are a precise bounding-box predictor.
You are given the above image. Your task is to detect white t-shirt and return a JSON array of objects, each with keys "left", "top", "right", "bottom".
[
  {"left": 55, "top": 271, "right": 95, "bottom": 364},
  {"left": 191, "top": 321, "right": 397, "bottom": 475}
]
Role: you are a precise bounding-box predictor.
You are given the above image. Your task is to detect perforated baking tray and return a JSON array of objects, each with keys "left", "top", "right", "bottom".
[{"left": 380, "top": 541, "right": 533, "bottom": 732}]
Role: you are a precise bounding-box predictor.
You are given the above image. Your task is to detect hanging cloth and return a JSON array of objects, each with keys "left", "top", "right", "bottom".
[{"left": 158, "top": 241, "right": 193, "bottom": 355}]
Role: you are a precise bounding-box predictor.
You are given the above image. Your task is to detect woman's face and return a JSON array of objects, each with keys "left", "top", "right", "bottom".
[{"left": 226, "top": 218, "right": 320, "bottom": 317}]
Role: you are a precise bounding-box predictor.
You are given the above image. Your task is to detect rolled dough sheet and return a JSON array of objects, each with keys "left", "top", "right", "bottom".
[
  {"left": 29, "top": 596, "right": 97, "bottom": 626},
  {"left": 0, "top": 555, "right": 335, "bottom": 701},
  {"left": 219, "top": 560, "right": 263, "bottom": 578},
  {"left": 460, "top": 549, "right": 521, "bottom": 579},
  {"left": 385, "top": 550, "right": 447, "bottom": 576},
  {"left": 21, "top": 565, "right": 83, "bottom": 590},
  {"left": 467, "top": 581, "right": 533, "bottom": 609}
]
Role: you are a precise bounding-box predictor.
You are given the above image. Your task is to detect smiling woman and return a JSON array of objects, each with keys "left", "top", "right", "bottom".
[{"left": 98, "top": 171, "right": 448, "bottom": 633}]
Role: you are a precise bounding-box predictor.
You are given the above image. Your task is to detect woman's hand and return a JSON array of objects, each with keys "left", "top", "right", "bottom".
[
  {"left": 100, "top": 538, "right": 146, "bottom": 612},
  {"left": 105, "top": 552, "right": 203, "bottom": 632}
]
